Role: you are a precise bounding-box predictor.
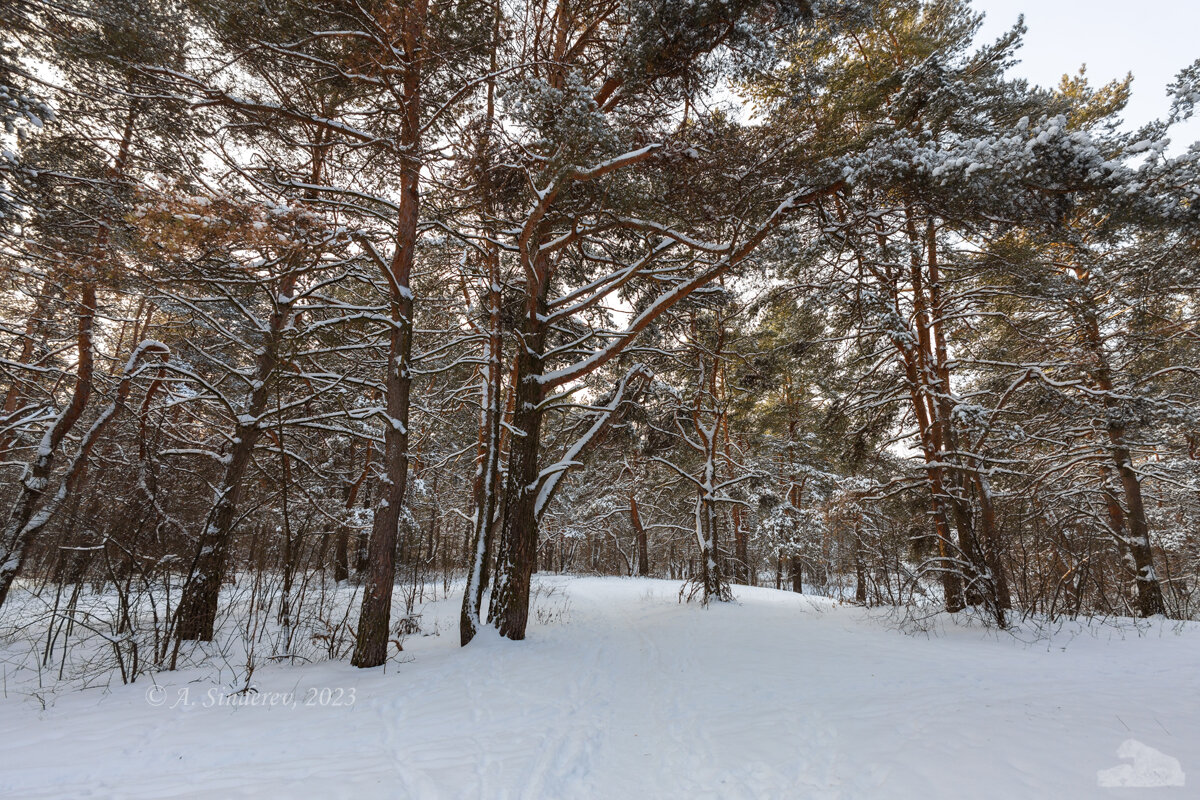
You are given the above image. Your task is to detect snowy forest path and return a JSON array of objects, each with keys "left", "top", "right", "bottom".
[{"left": 2, "top": 576, "right": 1199, "bottom": 799}]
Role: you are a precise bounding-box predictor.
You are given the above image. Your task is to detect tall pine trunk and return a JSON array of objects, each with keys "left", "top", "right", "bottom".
[
  {"left": 487, "top": 303, "right": 546, "bottom": 640},
  {"left": 350, "top": 0, "right": 426, "bottom": 666},
  {"left": 1080, "top": 305, "right": 1167, "bottom": 618},
  {"left": 460, "top": 2, "right": 503, "bottom": 646},
  {"left": 351, "top": 169, "right": 418, "bottom": 667}
]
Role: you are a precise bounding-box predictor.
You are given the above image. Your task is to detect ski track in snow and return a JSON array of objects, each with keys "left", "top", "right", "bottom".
[{"left": 2, "top": 576, "right": 1198, "bottom": 799}]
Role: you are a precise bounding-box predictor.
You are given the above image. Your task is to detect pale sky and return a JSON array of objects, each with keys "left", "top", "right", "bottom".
[{"left": 975, "top": 0, "right": 1200, "bottom": 145}]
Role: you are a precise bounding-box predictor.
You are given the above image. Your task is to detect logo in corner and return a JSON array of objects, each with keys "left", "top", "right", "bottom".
[{"left": 1097, "top": 739, "right": 1185, "bottom": 788}]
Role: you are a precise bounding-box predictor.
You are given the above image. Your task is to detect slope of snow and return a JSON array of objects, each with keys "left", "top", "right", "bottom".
[{"left": 1, "top": 576, "right": 1196, "bottom": 798}]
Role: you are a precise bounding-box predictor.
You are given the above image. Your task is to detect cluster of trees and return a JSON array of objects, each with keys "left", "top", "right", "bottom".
[{"left": 1, "top": 0, "right": 1198, "bottom": 677}]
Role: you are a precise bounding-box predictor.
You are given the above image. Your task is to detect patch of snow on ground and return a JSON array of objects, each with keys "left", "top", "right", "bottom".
[{"left": 1, "top": 576, "right": 1197, "bottom": 798}]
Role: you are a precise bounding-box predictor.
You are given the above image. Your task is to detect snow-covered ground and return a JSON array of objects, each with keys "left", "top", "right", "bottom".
[{"left": 1, "top": 576, "right": 1196, "bottom": 798}]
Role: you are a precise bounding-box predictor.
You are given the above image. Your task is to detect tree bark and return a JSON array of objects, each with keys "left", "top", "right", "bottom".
[
  {"left": 335, "top": 441, "right": 372, "bottom": 582},
  {"left": 1080, "top": 303, "right": 1167, "bottom": 618},
  {"left": 175, "top": 273, "right": 296, "bottom": 642},
  {"left": 486, "top": 298, "right": 546, "bottom": 640},
  {"left": 460, "top": 4, "right": 503, "bottom": 645},
  {"left": 630, "top": 492, "right": 650, "bottom": 577},
  {"left": 351, "top": 187, "right": 418, "bottom": 666},
  {"left": 853, "top": 535, "right": 868, "bottom": 603},
  {"left": 732, "top": 505, "right": 748, "bottom": 585},
  {"left": 349, "top": 0, "right": 426, "bottom": 666},
  {"left": 0, "top": 285, "right": 98, "bottom": 607},
  {"left": 973, "top": 471, "right": 1012, "bottom": 624},
  {"left": 1, "top": 100, "right": 139, "bottom": 607},
  {"left": 1107, "top": 437, "right": 1166, "bottom": 616}
]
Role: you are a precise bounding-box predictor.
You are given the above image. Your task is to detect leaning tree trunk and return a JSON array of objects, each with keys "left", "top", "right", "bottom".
[
  {"left": 174, "top": 289, "right": 293, "bottom": 643},
  {"left": 0, "top": 284, "right": 97, "bottom": 607},
  {"left": 2, "top": 340, "right": 166, "bottom": 608},
  {"left": 1, "top": 101, "right": 139, "bottom": 607}
]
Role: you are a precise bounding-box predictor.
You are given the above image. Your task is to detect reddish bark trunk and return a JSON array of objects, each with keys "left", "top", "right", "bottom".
[{"left": 350, "top": 0, "right": 427, "bottom": 667}]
